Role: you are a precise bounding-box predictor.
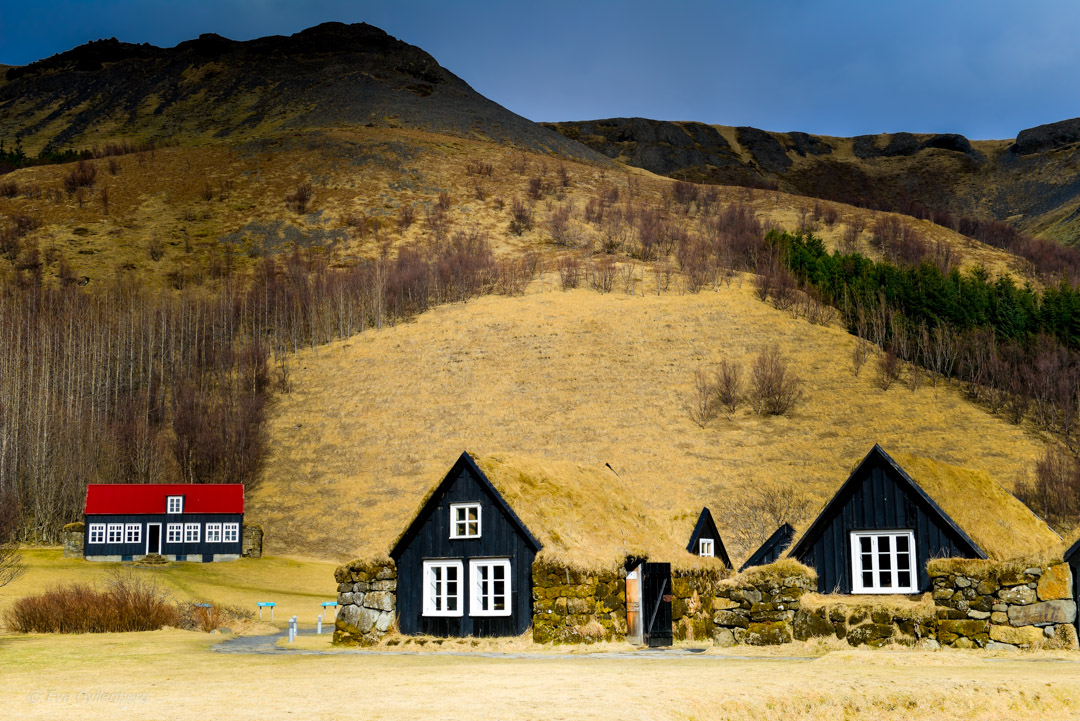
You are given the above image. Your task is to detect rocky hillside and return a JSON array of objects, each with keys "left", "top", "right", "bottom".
[
  {"left": 0, "top": 22, "right": 603, "bottom": 162},
  {"left": 545, "top": 117, "right": 1080, "bottom": 244}
]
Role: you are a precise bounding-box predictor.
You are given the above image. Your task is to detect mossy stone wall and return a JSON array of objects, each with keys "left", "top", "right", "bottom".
[
  {"left": 333, "top": 558, "right": 397, "bottom": 647},
  {"left": 531, "top": 559, "right": 627, "bottom": 643}
]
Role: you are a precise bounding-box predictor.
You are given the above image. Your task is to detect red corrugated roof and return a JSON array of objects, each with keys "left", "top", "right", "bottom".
[{"left": 85, "top": 484, "right": 244, "bottom": 515}]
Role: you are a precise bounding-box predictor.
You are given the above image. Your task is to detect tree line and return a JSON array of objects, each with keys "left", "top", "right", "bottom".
[{"left": 0, "top": 231, "right": 534, "bottom": 543}]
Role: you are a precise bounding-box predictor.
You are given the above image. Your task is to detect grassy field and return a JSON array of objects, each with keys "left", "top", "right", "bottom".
[
  {"left": 253, "top": 275, "right": 1053, "bottom": 563},
  {"left": 2, "top": 629, "right": 1080, "bottom": 720},
  {"left": 0, "top": 549, "right": 339, "bottom": 627}
]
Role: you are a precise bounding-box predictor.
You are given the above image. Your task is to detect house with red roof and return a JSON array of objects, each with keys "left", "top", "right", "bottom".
[{"left": 83, "top": 484, "right": 245, "bottom": 562}]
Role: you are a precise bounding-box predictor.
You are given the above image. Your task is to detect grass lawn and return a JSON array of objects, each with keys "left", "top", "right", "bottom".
[
  {"left": 0, "top": 548, "right": 340, "bottom": 627},
  {"left": 3, "top": 629, "right": 1080, "bottom": 720}
]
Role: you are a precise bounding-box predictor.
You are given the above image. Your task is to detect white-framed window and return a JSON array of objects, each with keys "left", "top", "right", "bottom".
[
  {"left": 223, "top": 523, "right": 239, "bottom": 543},
  {"left": 850, "top": 530, "right": 918, "bottom": 594},
  {"left": 167, "top": 496, "right": 183, "bottom": 514},
  {"left": 125, "top": 524, "right": 141, "bottom": 544},
  {"left": 449, "top": 503, "right": 481, "bottom": 539},
  {"left": 698, "top": 538, "right": 715, "bottom": 558},
  {"left": 184, "top": 523, "right": 200, "bottom": 543},
  {"left": 166, "top": 524, "right": 183, "bottom": 543},
  {"left": 205, "top": 523, "right": 222, "bottom": 543},
  {"left": 88, "top": 524, "right": 105, "bottom": 544},
  {"left": 422, "top": 560, "right": 463, "bottom": 617},
  {"left": 469, "top": 558, "right": 512, "bottom": 616},
  {"left": 107, "top": 524, "right": 124, "bottom": 544}
]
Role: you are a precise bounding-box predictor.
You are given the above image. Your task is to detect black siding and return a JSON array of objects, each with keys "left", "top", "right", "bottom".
[
  {"left": 393, "top": 464, "right": 536, "bottom": 637},
  {"left": 740, "top": 523, "right": 795, "bottom": 571},
  {"left": 84, "top": 513, "right": 243, "bottom": 559},
  {"left": 792, "top": 462, "right": 976, "bottom": 593}
]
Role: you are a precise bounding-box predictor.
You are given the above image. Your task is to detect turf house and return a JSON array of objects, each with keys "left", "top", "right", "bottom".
[
  {"left": 740, "top": 522, "right": 796, "bottom": 571},
  {"left": 787, "top": 445, "right": 1061, "bottom": 594},
  {"left": 343, "top": 452, "right": 730, "bottom": 645},
  {"left": 686, "top": 507, "right": 732, "bottom": 568},
  {"left": 83, "top": 484, "right": 245, "bottom": 562}
]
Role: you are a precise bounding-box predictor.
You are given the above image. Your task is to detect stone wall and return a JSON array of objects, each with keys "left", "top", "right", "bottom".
[
  {"left": 242, "top": 524, "right": 263, "bottom": 558},
  {"left": 711, "top": 563, "right": 817, "bottom": 646},
  {"left": 671, "top": 568, "right": 728, "bottom": 642},
  {"left": 333, "top": 558, "right": 397, "bottom": 646},
  {"left": 62, "top": 522, "right": 84, "bottom": 558},
  {"left": 793, "top": 599, "right": 939, "bottom": 648},
  {"left": 927, "top": 559, "right": 1078, "bottom": 650},
  {"left": 531, "top": 559, "right": 626, "bottom": 643}
]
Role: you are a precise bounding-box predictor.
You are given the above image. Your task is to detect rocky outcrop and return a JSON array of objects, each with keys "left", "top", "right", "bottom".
[
  {"left": 333, "top": 558, "right": 397, "bottom": 646},
  {"left": 1013, "top": 117, "right": 1080, "bottom": 155}
]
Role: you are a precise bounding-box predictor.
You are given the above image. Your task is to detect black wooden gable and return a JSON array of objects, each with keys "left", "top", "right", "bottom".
[
  {"left": 1065, "top": 538, "right": 1080, "bottom": 634},
  {"left": 789, "top": 444, "right": 985, "bottom": 593},
  {"left": 739, "top": 522, "right": 796, "bottom": 571},
  {"left": 390, "top": 451, "right": 541, "bottom": 561},
  {"left": 685, "top": 507, "right": 732, "bottom": 568}
]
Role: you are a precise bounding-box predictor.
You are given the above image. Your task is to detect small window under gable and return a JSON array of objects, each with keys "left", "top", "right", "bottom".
[
  {"left": 449, "top": 503, "right": 481, "bottom": 539},
  {"left": 698, "top": 538, "right": 714, "bottom": 558},
  {"left": 850, "top": 530, "right": 917, "bottom": 594},
  {"left": 167, "top": 496, "right": 184, "bottom": 514}
]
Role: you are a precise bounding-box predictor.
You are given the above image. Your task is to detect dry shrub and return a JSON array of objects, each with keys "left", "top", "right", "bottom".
[
  {"left": 285, "top": 182, "right": 313, "bottom": 214},
  {"left": 877, "top": 349, "right": 901, "bottom": 390},
  {"left": 4, "top": 573, "right": 178, "bottom": 633},
  {"left": 0, "top": 179, "right": 18, "bottom": 198},
  {"left": 719, "top": 484, "right": 812, "bottom": 559},
  {"left": 63, "top": 160, "right": 97, "bottom": 195},
  {"left": 558, "top": 255, "right": 581, "bottom": 290},
  {"left": 176, "top": 601, "right": 252, "bottom": 632},
  {"left": 750, "top": 344, "right": 802, "bottom": 416},
  {"left": 588, "top": 256, "right": 618, "bottom": 293},
  {"left": 547, "top": 201, "right": 574, "bottom": 246},
  {"left": 688, "top": 368, "right": 718, "bottom": 428},
  {"left": 716, "top": 359, "right": 743, "bottom": 418},
  {"left": 509, "top": 198, "right": 533, "bottom": 236},
  {"left": 397, "top": 205, "right": 415, "bottom": 231},
  {"left": 108, "top": 157, "right": 122, "bottom": 176}
]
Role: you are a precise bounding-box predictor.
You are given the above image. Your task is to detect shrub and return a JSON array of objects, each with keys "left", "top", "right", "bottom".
[
  {"left": 557, "top": 255, "right": 581, "bottom": 290},
  {"left": 0, "top": 179, "right": 18, "bottom": 198},
  {"left": 716, "top": 359, "right": 742, "bottom": 417},
  {"left": 63, "top": 160, "right": 97, "bottom": 195},
  {"left": 509, "top": 198, "right": 533, "bottom": 235},
  {"left": 877, "top": 349, "right": 901, "bottom": 390},
  {"left": 750, "top": 344, "right": 802, "bottom": 415},
  {"left": 397, "top": 204, "right": 415, "bottom": 231},
  {"left": 4, "top": 574, "right": 178, "bottom": 633},
  {"left": 688, "top": 368, "right": 718, "bottom": 428},
  {"left": 588, "top": 256, "right": 618, "bottom": 293},
  {"left": 285, "top": 182, "right": 313, "bottom": 214}
]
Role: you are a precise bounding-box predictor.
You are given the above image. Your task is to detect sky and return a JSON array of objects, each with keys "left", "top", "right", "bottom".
[{"left": 1, "top": 0, "right": 1078, "bottom": 139}]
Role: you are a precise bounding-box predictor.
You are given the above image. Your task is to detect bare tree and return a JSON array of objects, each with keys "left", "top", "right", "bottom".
[
  {"left": 877, "top": 349, "right": 901, "bottom": 390},
  {"left": 719, "top": 484, "right": 813, "bottom": 559},
  {"left": 750, "top": 344, "right": 803, "bottom": 415},
  {"left": 0, "top": 489, "right": 24, "bottom": 587},
  {"left": 688, "top": 368, "right": 719, "bottom": 428},
  {"left": 716, "top": 359, "right": 742, "bottom": 418}
]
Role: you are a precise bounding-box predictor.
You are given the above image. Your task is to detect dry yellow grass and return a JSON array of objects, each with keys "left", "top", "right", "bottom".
[
  {"left": 3, "top": 629, "right": 1080, "bottom": 720},
  {"left": 0, "top": 549, "right": 338, "bottom": 626},
  {"left": 252, "top": 277, "right": 1051, "bottom": 563}
]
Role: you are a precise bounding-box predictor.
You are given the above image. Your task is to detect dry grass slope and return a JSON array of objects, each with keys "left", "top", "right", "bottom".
[{"left": 252, "top": 278, "right": 1051, "bottom": 563}]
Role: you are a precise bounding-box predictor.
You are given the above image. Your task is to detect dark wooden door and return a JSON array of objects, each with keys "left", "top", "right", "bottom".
[
  {"left": 146, "top": 524, "right": 161, "bottom": 555},
  {"left": 642, "top": 562, "right": 672, "bottom": 647}
]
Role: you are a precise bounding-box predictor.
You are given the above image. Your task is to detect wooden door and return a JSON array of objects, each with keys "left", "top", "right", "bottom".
[
  {"left": 642, "top": 562, "right": 672, "bottom": 647},
  {"left": 625, "top": 565, "right": 642, "bottom": 644},
  {"left": 146, "top": 524, "right": 161, "bottom": 555}
]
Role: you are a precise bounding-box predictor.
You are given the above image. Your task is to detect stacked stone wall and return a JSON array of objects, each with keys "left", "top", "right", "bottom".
[
  {"left": 671, "top": 568, "right": 728, "bottom": 642},
  {"left": 531, "top": 559, "right": 626, "bottom": 643},
  {"left": 242, "top": 524, "right": 263, "bottom": 558},
  {"left": 333, "top": 558, "right": 397, "bottom": 646},
  {"left": 927, "top": 560, "right": 1077, "bottom": 650},
  {"left": 62, "top": 522, "right": 84, "bottom": 558},
  {"left": 793, "top": 600, "right": 938, "bottom": 647},
  {"left": 711, "top": 566, "right": 816, "bottom": 645}
]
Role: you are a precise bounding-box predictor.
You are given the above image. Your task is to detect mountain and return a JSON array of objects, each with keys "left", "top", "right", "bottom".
[
  {"left": 544, "top": 117, "right": 1080, "bottom": 245},
  {"left": 0, "top": 22, "right": 602, "bottom": 161}
]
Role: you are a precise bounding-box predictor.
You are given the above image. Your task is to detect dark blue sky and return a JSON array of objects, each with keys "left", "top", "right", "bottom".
[{"left": 1, "top": 0, "right": 1077, "bottom": 139}]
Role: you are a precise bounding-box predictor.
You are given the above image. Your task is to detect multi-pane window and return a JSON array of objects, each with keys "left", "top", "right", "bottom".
[
  {"left": 184, "top": 523, "right": 200, "bottom": 543},
  {"left": 698, "top": 538, "right": 715, "bottom": 558},
  {"left": 205, "top": 524, "right": 222, "bottom": 543},
  {"left": 166, "top": 524, "right": 183, "bottom": 543},
  {"left": 88, "top": 524, "right": 105, "bottom": 544},
  {"left": 125, "top": 524, "right": 141, "bottom": 544},
  {"left": 422, "top": 560, "right": 463, "bottom": 617},
  {"left": 107, "top": 524, "right": 124, "bottom": 544},
  {"left": 223, "top": 523, "right": 239, "bottom": 543},
  {"left": 469, "top": 559, "right": 511, "bottom": 616},
  {"left": 449, "top": 503, "right": 481, "bottom": 539},
  {"left": 850, "top": 531, "right": 917, "bottom": 593},
  {"left": 166, "top": 496, "right": 183, "bottom": 514}
]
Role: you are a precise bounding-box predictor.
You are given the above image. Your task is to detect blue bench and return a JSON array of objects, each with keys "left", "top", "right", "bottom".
[{"left": 256, "top": 601, "right": 276, "bottom": 621}]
